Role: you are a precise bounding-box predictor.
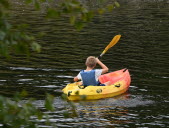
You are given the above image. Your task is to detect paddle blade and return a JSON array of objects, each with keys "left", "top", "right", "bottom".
[
  {"left": 104, "top": 35, "right": 121, "bottom": 53},
  {"left": 100, "top": 35, "right": 121, "bottom": 57}
]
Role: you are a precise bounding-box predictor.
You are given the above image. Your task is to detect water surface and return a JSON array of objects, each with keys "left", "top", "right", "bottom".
[{"left": 0, "top": 0, "right": 169, "bottom": 127}]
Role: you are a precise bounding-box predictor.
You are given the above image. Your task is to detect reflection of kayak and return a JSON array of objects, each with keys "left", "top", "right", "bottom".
[{"left": 62, "top": 69, "right": 131, "bottom": 101}]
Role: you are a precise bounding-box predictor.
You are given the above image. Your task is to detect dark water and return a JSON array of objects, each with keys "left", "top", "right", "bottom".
[{"left": 0, "top": 0, "right": 169, "bottom": 127}]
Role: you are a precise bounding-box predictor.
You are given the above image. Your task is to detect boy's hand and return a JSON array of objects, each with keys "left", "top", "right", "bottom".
[
  {"left": 74, "top": 77, "right": 79, "bottom": 82},
  {"left": 95, "top": 57, "right": 100, "bottom": 63}
]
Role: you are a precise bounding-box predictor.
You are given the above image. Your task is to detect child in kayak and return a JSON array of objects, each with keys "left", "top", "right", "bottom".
[{"left": 74, "top": 56, "right": 111, "bottom": 87}]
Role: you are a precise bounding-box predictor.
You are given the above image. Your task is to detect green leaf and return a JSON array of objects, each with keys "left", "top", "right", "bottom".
[
  {"left": 74, "top": 21, "right": 84, "bottom": 30},
  {"left": 107, "top": 4, "right": 114, "bottom": 11},
  {"left": 63, "top": 111, "right": 70, "bottom": 118},
  {"left": 115, "top": 2, "right": 120, "bottom": 8},
  {"left": 25, "top": 0, "right": 32, "bottom": 4},
  {"left": 17, "top": 24, "right": 29, "bottom": 30},
  {"left": 75, "top": 90, "right": 79, "bottom": 95},
  {"left": 85, "top": 11, "right": 94, "bottom": 21},
  {"left": 0, "top": 42, "right": 9, "bottom": 57},
  {"left": 31, "top": 42, "right": 41, "bottom": 53},
  {"left": 61, "top": 94, "right": 68, "bottom": 100},
  {"left": 0, "top": 0, "right": 10, "bottom": 8},
  {"left": 80, "top": 95, "right": 87, "bottom": 100},
  {"left": 36, "top": 111, "right": 43, "bottom": 120},
  {"left": 69, "top": 3, "right": 79, "bottom": 8},
  {"left": 45, "top": 94, "right": 55, "bottom": 111},
  {"left": 81, "top": 7, "right": 88, "bottom": 13},
  {"left": 21, "top": 90, "right": 28, "bottom": 97},
  {"left": 46, "top": 8, "right": 60, "bottom": 18},
  {"left": 39, "top": 0, "right": 46, "bottom": 2},
  {"left": 5, "top": 21, "right": 11, "bottom": 30},
  {"left": 0, "top": 31, "right": 6, "bottom": 40},
  {"left": 98, "top": 8, "right": 105, "bottom": 15},
  {"left": 34, "top": 0, "right": 40, "bottom": 10},
  {"left": 70, "top": 16, "right": 76, "bottom": 25},
  {"left": 37, "top": 32, "right": 46, "bottom": 38}
]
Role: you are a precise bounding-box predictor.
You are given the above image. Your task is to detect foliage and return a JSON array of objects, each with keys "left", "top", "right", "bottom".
[
  {"left": 0, "top": 92, "right": 55, "bottom": 128},
  {"left": 0, "top": 0, "right": 119, "bottom": 57},
  {"left": 0, "top": 0, "right": 41, "bottom": 57},
  {"left": 0, "top": 92, "right": 79, "bottom": 127},
  {"left": 38, "top": 0, "right": 120, "bottom": 30}
]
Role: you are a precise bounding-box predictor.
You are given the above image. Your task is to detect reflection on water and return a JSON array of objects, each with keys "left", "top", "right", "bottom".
[{"left": 0, "top": 0, "right": 169, "bottom": 127}]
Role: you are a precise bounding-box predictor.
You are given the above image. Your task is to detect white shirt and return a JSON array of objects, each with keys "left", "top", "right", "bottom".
[{"left": 77, "top": 69, "right": 102, "bottom": 82}]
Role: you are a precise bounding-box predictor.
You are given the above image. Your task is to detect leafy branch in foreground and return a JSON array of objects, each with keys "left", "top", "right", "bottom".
[
  {"left": 0, "top": 0, "right": 41, "bottom": 57},
  {"left": 44, "top": 0, "right": 120, "bottom": 30},
  {"left": 0, "top": 92, "right": 79, "bottom": 128},
  {"left": 0, "top": 92, "right": 55, "bottom": 128}
]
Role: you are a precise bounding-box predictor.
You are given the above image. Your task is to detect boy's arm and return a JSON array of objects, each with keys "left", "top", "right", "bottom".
[
  {"left": 96, "top": 58, "right": 109, "bottom": 74},
  {"left": 74, "top": 73, "right": 81, "bottom": 82}
]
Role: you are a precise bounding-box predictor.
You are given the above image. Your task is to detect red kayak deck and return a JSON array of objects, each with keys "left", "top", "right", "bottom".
[{"left": 99, "top": 69, "right": 131, "bottom": 87}]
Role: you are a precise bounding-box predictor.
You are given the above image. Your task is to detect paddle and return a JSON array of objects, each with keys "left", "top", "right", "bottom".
[{"left": 99, "top": 35, "right": 121, "bottom": 58}]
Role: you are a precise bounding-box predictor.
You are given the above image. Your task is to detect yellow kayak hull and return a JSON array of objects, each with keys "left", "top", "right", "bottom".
[{"left": 62, "top": 69, "right": 131, "bottom": 101}]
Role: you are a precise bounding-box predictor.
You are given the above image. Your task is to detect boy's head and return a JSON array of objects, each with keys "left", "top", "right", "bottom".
[{"left": 85, "top": 56, "right": 97, "bottom": 68}]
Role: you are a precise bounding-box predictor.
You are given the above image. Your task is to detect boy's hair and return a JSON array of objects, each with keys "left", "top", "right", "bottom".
[{"left": 85, "top": 56, "right": 97, "bottom": 68}]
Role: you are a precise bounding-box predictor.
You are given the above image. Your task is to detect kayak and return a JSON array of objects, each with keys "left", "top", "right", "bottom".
[{"left": 62, "top": 69, "right": 131, "bottom": 101}]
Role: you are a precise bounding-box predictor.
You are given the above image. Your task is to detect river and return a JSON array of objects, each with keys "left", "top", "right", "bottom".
[{"left": 0, "top": 0, "right": 169, "bottom": 127}]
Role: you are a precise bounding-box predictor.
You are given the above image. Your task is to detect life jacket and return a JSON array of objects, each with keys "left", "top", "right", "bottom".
[{"left": 80, "top": 70, "right": 99, "bottom": 87}]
